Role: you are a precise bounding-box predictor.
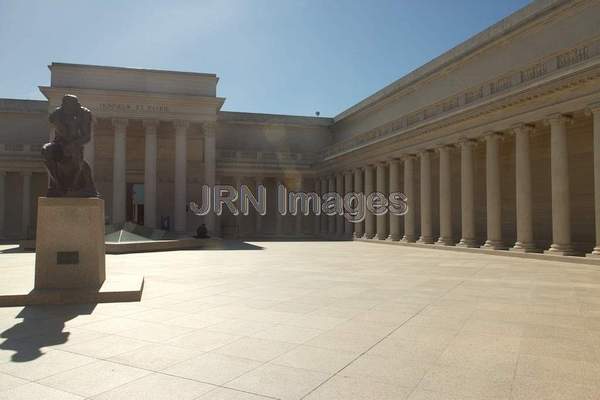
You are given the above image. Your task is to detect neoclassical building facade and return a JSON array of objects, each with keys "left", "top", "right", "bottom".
[{"left": 2, "top": 0, "right": 600, "bottom": 258}]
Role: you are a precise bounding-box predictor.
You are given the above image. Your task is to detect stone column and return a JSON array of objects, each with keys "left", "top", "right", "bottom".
[
  {"left": 588, "top": 106, "right": 600, "bottom": 256},
  {"left": 335, "top": 173, "right": 344, "bottom": 237},
  {"left": 364, "top": 165, "right": 376, "bottom": 239},
  {"left": 545, "top": 114, "right": 575, "bottom": 255},
  {"left": 402, "top": 155, "right": 417, "bottom": 242},
  {"left": 234, "top": 176, "right": 243, "bottom": 237},
  {"left": 22, "top": 171, "right": 31, "bottom": 238},
  {"left": 313, "top": 178, "right": 320, "bottom": 236},
  {"left": 295, "top": 177, "right": 303, "bottom": 236},
  {"left": 111, "top": 118, "right": 128, "bottom": 225},
  {"left": 344, "top": 170, "right": 353, "bottom": 238},
  {"left": 417, "top": 151, "right": 433, "bottom": 244},
  {"left": 436, "top": 146, "right": 453, "bottom": 245},
  {"left": 203, "top": 122, "right": 217, "bottom": 235},
  {"left": 376, "top": 162, "right": 388, "bottom": 240},
  {"left": 328, "top": 175, "right": 336, "bottom": 235},
  {"left": 482, "top": 132, "right": 506, "bottom": 249},
  {"left": 143, "top": 119, "right": 159, "bottom": 229},
  {"left": 256, "top": 176, "right": 264, "bottom": 236},
  {"left": 0, "top": 171, "right": 5, "bottom": 238},
  {"left": 174, "top": 120, "right": 189, "bottom": 233},
  {"left": 388, "top": 159, "right": 401, "bottom": 241},
  {"left": 276, "top": 178, "right": 284, "bottom": 236},
  {"left": 457, "top": 140, "right": 477, "bottom": 247},
  {"left": 83, "top": 117, "right": 96, "bottom": 175},
  {"left": 510, "top": 124, "right": 537, "bottom": 252},
  {"left": 354, "top": 168, "right": 364, "bottom": 238},
  {"left": 320, "top": 178, "right": 328, "bottom": 234}
]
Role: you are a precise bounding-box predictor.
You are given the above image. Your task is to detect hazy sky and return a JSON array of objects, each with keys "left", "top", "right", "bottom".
[{"left": 0, "top": 0, "right": 531, "bottom": 117}]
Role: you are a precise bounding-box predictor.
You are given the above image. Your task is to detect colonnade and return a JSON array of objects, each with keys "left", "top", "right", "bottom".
[
  {"left": 84, "top": 118, "right": 217, "bottom": 234},
  {"left": 316, "top": 107, "right": 600, "bottom": 257}
]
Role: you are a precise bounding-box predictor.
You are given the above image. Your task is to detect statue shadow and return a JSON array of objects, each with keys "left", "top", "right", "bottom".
[{"left": 0, "top": 303, "right": 96, "bottom": 362}]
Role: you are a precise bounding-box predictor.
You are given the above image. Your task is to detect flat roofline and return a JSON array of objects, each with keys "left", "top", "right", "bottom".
[
  {"left": 0, "top": 98, "right": 48, "bottom": 112},
  {"left": 219, "top": 110, "right": 333, "bottom": 125},
  {"left": 334, "top": 0, "right": 569, "bottom": 122},
  {"left": 49, "top": 62, "right": 218, "bottom": 78}
]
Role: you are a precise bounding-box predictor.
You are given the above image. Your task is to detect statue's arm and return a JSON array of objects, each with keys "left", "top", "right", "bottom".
[
  {"left": 73, "top": 108, "right": 92, "bottom": 146},
  {"left": 48, "top": 109, "right": 66, "bottom": 141}
]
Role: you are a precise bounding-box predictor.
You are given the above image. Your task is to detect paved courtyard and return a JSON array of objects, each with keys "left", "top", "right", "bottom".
[{"left": 1, "top": 241, "right": 600, "bottom": 399}]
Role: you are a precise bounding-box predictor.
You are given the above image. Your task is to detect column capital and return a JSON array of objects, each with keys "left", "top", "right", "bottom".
[
  {"left": 376, "top": 161, "right": 388, "bottom": 167},
  {"left": 142, "top": 119, "right": 160, "bottom": 130},
  {"left": 511, "top": 123, "right": 535, "bottom": 136},
  {"left": 458, "top": 138, "right": 477, "bottom": 148},
  {"left": 20, "top": 170, "right": 32, "bottom": 177},
  {"left": 354, "top": 166, "right": 364, "bottom": 173},
  {"left": 434, "top": 144, "right": 454, "bottom": 153},
  {"left": 173, "top": 120, "right": 190, "bottom": 130},
  {"left": 401, "top": 154, "right": 418, "bottom": 161},
  {"left": 483, "top": 131, "right": 504, "bottom": 141},
  {"left": 585, "top": 103, "right": 600, "bottom": 116},
  {"left": 418, "top": 149, "right": 434, "bottom": 157},
  {"left": 544, "top": 113, "right": 573, "bottom": 127},
  {"left": 388, "top": 157, "right": 402, "bottom": 166},
  {"left": 202, "top": 121, "right": 217, "bottom": 135},
  {"left": 0, "top": 170, "right": 6, "bottom": 177},
  {"left": 111, "top": 118, "right": 129, "bottom": 130}
]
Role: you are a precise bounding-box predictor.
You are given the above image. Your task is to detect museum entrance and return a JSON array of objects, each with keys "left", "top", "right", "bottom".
[{"left": 126, "top": 183, "right": 144, "bottom": 225}]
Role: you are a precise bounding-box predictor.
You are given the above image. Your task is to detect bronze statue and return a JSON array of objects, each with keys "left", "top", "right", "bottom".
[{"left": 43, "top": 94, "right": 98, "bottom": 197}]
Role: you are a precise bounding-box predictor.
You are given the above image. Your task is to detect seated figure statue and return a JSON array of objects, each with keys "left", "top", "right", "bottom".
[{"left": 42, "top": 94, "right": 98, "bottom": 197}]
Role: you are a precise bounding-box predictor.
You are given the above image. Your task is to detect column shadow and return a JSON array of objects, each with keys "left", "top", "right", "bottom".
[{"left": 0, "top": 303, "right": 96, "bottom": 362}]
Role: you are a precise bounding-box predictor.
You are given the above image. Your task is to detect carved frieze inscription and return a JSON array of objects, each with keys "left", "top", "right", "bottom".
[
  {"left": 322, "top": 38, "right": 600, "bottom": 160},
  {"left": 96, "top": 103, "right": 170, "bottom": 114}
]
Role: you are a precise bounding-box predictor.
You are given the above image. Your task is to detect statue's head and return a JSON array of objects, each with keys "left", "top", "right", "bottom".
[{"left": 61, "top": 94, "right": 80, "bottom": 115}]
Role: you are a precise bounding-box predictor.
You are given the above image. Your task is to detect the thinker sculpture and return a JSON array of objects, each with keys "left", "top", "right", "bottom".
[{"left": 43, "top": 94, "right": 98, "bottom": 197}]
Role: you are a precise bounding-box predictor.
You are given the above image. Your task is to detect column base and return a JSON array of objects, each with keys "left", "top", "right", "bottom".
[
  {"left": 377, "top": 233, "right": 388, "bottom": 240},
  {"left": 456, "top": 238, "right": 477, "bottom": 248},
  {"left": 435, "top": 236, "right": 454, "bottom": 246},
  {"left": 509, "top": 241, "right": 539, "bottom": 253},
  {"left": 586, "top": 247, "right": 600, "bottom": 258},
  {"left": 544, "top": 243, "right": 577, "bottom": 256},
  {"left": 365, "top": 233, "right": 376, "bottom": 239},
  {"left": 401, "top": 235, "right": 416, "bottom": 243},
  {"left": 387, "top": 234, "right": 402, "bottom": 241},
  {"left": 353, "top": 232, "right": 364, "bottom": 239},
  {"left": 416, "top": 236, "right": 434, "bottom": 244},
  {"left": 481, "top": 240, "right": 508, "bottom": 250}
]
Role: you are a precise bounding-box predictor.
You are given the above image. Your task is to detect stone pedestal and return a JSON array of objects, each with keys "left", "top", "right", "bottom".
[
  {"left": 0, "top": 197, "right": 143, "bottom": 307},
  {"left": 35, "top": 198, "right": 106, "bottom": 289}
]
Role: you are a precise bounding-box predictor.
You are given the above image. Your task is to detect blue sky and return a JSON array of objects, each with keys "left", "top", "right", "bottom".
[{"left": 0, "top": 0, "right": 531, "bottom": 117}]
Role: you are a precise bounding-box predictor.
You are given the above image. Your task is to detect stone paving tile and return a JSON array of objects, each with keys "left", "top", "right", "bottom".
[
  {"left": 163, "top": 353, "right": 262, "bottom": 385},
  {"left": 0, "top": 349, "right": 96, "bottom": 380},
  {"left": 90, "top": 372, "right": 216, "bottom": 400},
  {"left": 271, "top": 345, "right": 357, "bottom": 373},
  {"left": 108, "top": 343, "right": 203, "bottom": 371},
  {"left": 0, "top": 382, "right": 84, "bottom": 400},
  {"left": 166, "top": 328, "right": 241, "bottom": 351},
  {"left": 214, "top": 337, "right": 297, "bottom": 362},
  {"left": 250, "top": 324, "right": 324, "bottom": 344},
  {"left": 60, "top": 334, "right": 150, "bottom": 359},
  {"left": 0, "top": 372, "right": 27, "bottom": 392},
  {"left": 226, "top": 363, "right": 331, "bottom": 400},
  {"left": 303, "top": 375, "right": 413, "bottom": 400},
  {"left": 37, "top": 360, "right": 150, "bottom": 398},
  {"left": 197, "top": 387, "right": 275, "bottom": 399}
]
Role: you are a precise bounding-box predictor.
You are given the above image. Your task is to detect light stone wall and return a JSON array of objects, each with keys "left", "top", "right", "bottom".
[{"left": 1, "top": 0, "right": 600, "bottom": 258}]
